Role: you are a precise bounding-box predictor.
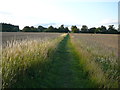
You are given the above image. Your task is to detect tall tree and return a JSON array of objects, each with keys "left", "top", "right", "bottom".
[
  {"left": 64, "top": 27, "right": 70, "bottom": 33},
  {"left": 96, "top": 27, "right": 101, "bottom": 33},
  {"left": 88, "top": 27, "right": 96, "bottom": 33},
  {"left": 59, "top": 25, "right": 64, "bottom": 30},
  {"left": 81, "top": 25, "right": 88, "bottom": 33},
  {"left": 30, "top": 26, "right": 38, "bottom": 32},
  {"left": 38, "top": 25, "right": 46, "bottom": 32},
  {"left": 1, "top": 23, "right": 19, "bottom": 32},
  {"left": 45, "top": 26, "right": 54, "bottom": 32},
  {"left": 108, "top": 25, "right": 118, "bottom": 34},
  {"left": 58, "top": 25, "right": 65, "bottom": 32},
  {"left": 100, "top": 25, "right": 107, "bottom": 33},
  {"left": 71, "top": 25, "right": 79, "bottom": 33},
  {"left": 22, "top": 26, "right": 31, "bottom": 32}
]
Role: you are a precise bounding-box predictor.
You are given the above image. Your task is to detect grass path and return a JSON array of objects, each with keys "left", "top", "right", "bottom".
[{"left": 40, "top": 34, "right": 93, "bottom": 88}]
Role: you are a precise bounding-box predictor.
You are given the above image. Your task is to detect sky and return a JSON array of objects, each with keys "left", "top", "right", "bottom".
[{"left": 0, "top": 0, "right": 119, "bottom": 29}]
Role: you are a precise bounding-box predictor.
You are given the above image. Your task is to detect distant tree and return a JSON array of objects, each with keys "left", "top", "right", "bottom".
[
  {"left": 81, "top": 25, "right": 88, "bottom": 33},
  {"left": 22, "top": 26, "right": 31, "bottom": 32},
  {"left": 45, "top": 26, "right": 54, "bottom": 32},
  {"left": 13, "top": 26, "right": 19, "bottom": 32},
  {"left": 71, "top": 25, "right": 79, "bottom": 33},
  {"left": 100, "top": 25, "right": 107, "bottom": 33},
  {"left": 38, "top": 25, "right": 46, "bottom": 32},
  {"left": 96, "top": 26, "right": 107, "bottom": 34},
  {"left": 30, "top": 26, "right": 38, "bottom": 32},
  {"left": 96, "top": 27, "right": 101, "bottom": 33},
  {"left": 64, "top": 27, "right": 70, "bottom": 33},
  {"left": 88, "top": 27, "right": 96, "bottom": 33},
  {"left": 1, "top": 23, "right": 19, "bottom": 32},
  {"left": 58, "top": 25, "right": 65, "bottom": 33},
  {"left": 57, "top": 25, "right": 69, "bottom": 33},
  {"left": 108, "top": 25, "right": 118, "bottom": 34},
  {"left": 59, "top": 25, "right": 64, "bottom": 30}
]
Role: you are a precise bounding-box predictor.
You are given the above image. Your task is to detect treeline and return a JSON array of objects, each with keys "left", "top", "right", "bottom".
[
  {"left": 1, "top": 23, "right": 120, "bottom": 34},
  {"left": 71, "top": 25, "right": 119, "bottom": 34},
  {"left": 22, "top": 25, "right": 70, "bottom": 33},
  {"left": 0, "top": 23, "right": 19, "bottom": 32},
  {"left": 22, "top": 24, "right": 119, "bottom": 34}
]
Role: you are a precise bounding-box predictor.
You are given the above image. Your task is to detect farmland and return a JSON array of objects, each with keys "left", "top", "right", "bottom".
[
  {"left": 2, "top": 32, "right": 62, "bottom": 47},
  {"left": 1, "top": 32, "right": 119, "bottom": 88},
  {"left": 70, "top": 33, "right": 119, "bottom": 88}
]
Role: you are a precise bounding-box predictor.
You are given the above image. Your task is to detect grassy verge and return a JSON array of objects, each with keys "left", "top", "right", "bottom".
[
  {"left": 70, "top": 34, "right": 118, "bottom": 88},
  {"left": 2, "top": 34, "right": 66, "bottom": 88}
]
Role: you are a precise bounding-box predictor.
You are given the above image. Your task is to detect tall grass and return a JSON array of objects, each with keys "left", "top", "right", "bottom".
[
  {"left": 70, "top": 34, "right": 118, "bottom": 88},
  {"left": 2, "top": 34, "right": 66, "bottom": 88}
]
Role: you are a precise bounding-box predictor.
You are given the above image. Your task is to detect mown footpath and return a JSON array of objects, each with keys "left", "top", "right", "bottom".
[{"left": 39, "top": 34, "right": 94, "bottom": 88}]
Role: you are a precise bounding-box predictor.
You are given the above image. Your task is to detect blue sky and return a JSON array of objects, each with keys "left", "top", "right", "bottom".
[{"left": 0, "top": 0, "right": 119, "bottom": 29}]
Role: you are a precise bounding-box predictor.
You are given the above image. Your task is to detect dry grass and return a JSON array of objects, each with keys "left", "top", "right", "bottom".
[
  {"left": 70, "top": 33, "right": 119, "bottom": 88},
  {"left": 72, "top": 34, "right": 118, "bottom": 56},
  {"left": 2, "top": 32, "right": 63, "bottom": 47},
  {"left": 2, "top": 34, "right": 66, "bottom": 88},
  {"left": 1, "top": 33, "right": 119, "bottom": 88}
]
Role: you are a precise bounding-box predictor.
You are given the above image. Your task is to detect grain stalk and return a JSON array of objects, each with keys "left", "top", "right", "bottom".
[{"left": 2, "top": 34, "right": 66, "bottom": 88}]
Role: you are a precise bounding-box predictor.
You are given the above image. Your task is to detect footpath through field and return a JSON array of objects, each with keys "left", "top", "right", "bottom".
[{"left": 40, "top": 34, "right": 93, "bottom": 88}]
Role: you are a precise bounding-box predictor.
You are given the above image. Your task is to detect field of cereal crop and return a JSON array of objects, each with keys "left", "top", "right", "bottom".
[
  {"left": 1, "top": 33, "right": 119, "bottom": 88},
  {"left": 1, "top": 32, "right": 62, "bottom": 47},
  {"left": 70, "top": 33, "right": 119, "bottom": 88}
]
